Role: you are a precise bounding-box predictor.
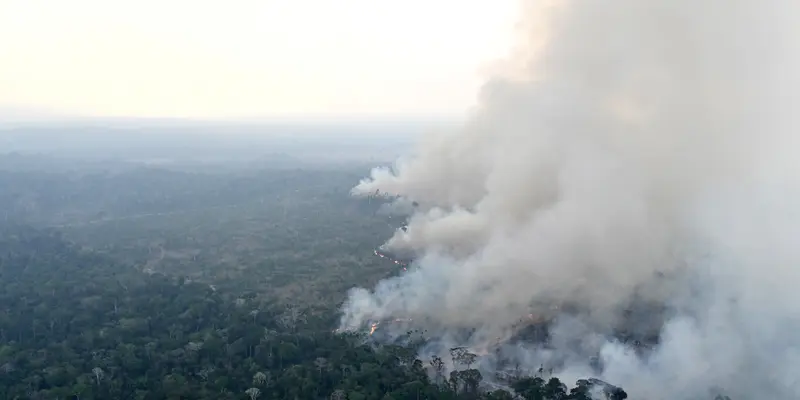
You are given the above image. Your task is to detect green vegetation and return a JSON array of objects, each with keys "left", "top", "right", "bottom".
[
  {"left": 0, "top": 154, "right": 628, "bottom": 399},
  {"left": 0, "top": 161, "right": 398, "bottom": 306}
]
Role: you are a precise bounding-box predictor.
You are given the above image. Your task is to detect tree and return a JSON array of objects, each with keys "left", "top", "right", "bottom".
[
  {"left": 91, "top": 367, "right": 104, "bottom": 386},
  {"left": 543, "top": 377, "right": 568, "bottom": 400},
  {"left": 253, "top": 371, "right": 267, "bottom": 386},
  {"left": 449, "top": 347, "right": 478, "bottom": 371},
  {"left": 245, "top": 387, "right": 261, "bottom": 400},
  {"left": 262, "top": 328, "right": 278, "bottom": 359},
  {"left": 279, "top": 305, "right": 305, "bottom": 334},
  {"left": 449, "top": 347, "right": 467, "bottom": 370},
  {"left": 511, "top": 376, "right": 546, "bottom": 400},
  {"left": 315, "top": 357, "right": 329, "bottom": 379},
  {"left": 459, "top": 369, "right": 483, "bottom": 396},
  {"left": 486, "top": 389, "right": 515, "bottom": 400},
  {"left": 570, "top": 379, "right": 592, "bottom": 400},
  {"left": 429, "top": 356, "right": 445, "bottom": 385}
]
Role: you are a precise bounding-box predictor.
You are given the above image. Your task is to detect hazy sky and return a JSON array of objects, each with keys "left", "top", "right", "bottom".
[{"left": 0, "top": 0, "right": 518, "bottom": 119}]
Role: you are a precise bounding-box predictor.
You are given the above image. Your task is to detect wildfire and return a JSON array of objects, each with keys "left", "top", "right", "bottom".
[{"left": 373, "top": 249, "right": 409, "bottom": 269}]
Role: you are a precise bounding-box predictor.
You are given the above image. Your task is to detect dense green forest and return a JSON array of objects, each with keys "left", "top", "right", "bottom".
[
  {"left": 0, "top": 225, "right": 626, "bottom": 399},
  {"left": 0, "top": 157, "right": 398, "bottom": 306},
  {"left": 0, "top": 154, "right": 633, "bottom": 399}
]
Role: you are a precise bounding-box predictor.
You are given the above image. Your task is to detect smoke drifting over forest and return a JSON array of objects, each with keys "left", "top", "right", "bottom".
[{"left": 341, "top": 1, "right": 800, "bottom": 399}]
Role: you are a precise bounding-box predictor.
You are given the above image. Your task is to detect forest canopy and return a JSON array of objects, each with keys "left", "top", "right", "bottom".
[{"left": 0, "top": 153, "right": 727, "bottom": 399}]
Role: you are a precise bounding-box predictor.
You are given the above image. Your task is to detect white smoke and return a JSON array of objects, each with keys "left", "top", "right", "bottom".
[{"left": 341, "top": 1, "right": 800, "bottom": 398}]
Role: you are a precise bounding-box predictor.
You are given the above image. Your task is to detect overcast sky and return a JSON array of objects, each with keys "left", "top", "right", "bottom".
[{"left": 0, "top": 0, "right": 517, "bottom": 120}]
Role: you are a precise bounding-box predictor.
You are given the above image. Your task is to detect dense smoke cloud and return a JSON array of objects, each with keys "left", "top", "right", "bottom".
[{"left": 341, "top": 1, "right": 800, "bottom": 398}]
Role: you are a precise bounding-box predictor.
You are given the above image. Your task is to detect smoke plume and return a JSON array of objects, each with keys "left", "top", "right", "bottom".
[{"left": 341, "top": 1, "right": 800, "bottom": 398}]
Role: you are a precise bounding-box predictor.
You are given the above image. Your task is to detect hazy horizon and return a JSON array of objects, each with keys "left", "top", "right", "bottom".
[
  {"left": 0, "top": 107, "right": 464, "bottom": 127},
  {"left": 0, "top": 116, "right": 431, "bottom": 167}
]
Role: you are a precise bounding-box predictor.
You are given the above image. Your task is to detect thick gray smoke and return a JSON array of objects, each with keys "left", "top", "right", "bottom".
[{"left": 340, "top": 1, "right": 800, "bottom": 398}]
